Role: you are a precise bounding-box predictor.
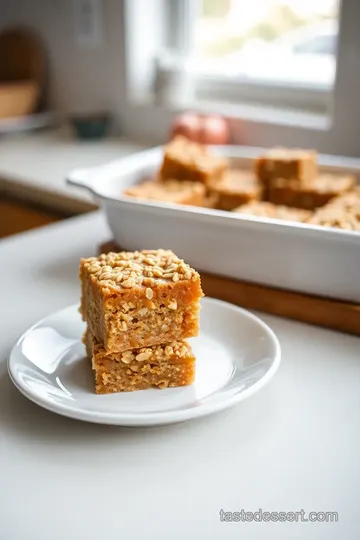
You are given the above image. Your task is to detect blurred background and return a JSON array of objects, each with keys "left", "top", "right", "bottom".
[
  {"left": 193, "top": 0, "right": 338, "bottom": 85},
  {"left": 1, "top": 0, "right": 358, "bottom": 239}
]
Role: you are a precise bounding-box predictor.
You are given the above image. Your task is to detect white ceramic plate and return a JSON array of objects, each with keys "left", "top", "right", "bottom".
[{"left": 8, "top": 298, "right": 281, "bottom": 427}]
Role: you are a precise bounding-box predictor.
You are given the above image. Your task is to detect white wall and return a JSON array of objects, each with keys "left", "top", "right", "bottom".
[{"left": 1, "top": 0, "right": 127, "bottom": 131}]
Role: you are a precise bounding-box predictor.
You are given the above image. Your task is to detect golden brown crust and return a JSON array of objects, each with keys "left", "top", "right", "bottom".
[
  {"left": 233, "top": 201, "right": 311, "bottom": 222},
  {"left": 255, "top": 147, "right": 318, "bottom": 186},
  {"left": 123, "top": 179, "right": 206, "bottom": 206},
  {"left": 160, "top": 135, "right": 228, "bottom": 185},
  {"left": 80, "top": 249, "right": 203, "bottom": 353},
  {"left": 269, "top": 174, "right": 355, "bottom": 210},
  {"left": 308, "top": 191, "right": 360, "bottom": 230},
  {"left": 81, "top": 249, "right": 200, "bottom": 292},
  {"left": 84, "top": 328, "right": 196, "bottom": 393},
  {"left": 327, "top": 187, "right": 360, "bottom": 212},
  {"left": 208, "top": 169, "right": 262, "bottom": 210},
  {"left": 202, "top": 192, "right": 219, "bottom": 209},
  {"left": 260, "top": 147, "right": 318, "bottom": 160},
  {"left": 308, "top": 209, "right": 360, "bottom": 230}
]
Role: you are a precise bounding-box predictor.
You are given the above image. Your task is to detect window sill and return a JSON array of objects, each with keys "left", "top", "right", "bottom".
[
  {"left": 122, "top": 95, "right": 330, "bottom": 145},
  {"left": 183, "top": 99, "right": 331, "bottom": 131}
]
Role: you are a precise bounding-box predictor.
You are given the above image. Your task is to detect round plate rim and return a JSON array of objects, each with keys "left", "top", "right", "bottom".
[{"left": 7, "top": 297, "right": 281, "bottom": 426}]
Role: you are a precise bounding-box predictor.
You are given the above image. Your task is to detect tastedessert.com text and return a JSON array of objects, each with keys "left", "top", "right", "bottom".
[{"left": 219, "top": 509, "right": 338, "bottom": 523}]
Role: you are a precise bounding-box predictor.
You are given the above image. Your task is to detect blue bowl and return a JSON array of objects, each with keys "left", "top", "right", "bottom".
[{"left": 70, "top": 113, "right": 111, "bottom": 140}]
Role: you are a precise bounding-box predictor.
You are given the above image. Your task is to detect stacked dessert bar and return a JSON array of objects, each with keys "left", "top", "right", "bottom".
[
  {"left": 80, "top": 249, "right": 203, "bottom": 394},
  {"left": 124, "top": 135, "right": 229, "bottom": 208},
  {"left": 254, "top": 148, "right": 355, "bottom": 210},
  {"left": 158, "top": 136, "right": 264, "bottom": 210}
]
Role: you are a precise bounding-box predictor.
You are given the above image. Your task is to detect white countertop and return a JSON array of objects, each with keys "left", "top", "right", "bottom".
[
  {"left": 0, "top": 129, "right": 144, "bottom": 214},
  {"left": 0, "top": 212, "right": 359, "bottom": 540}
]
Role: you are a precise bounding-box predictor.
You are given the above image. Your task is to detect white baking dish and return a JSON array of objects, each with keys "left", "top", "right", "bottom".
[{"left": 67, "top": 145, "right": 360, "bottom": 302}]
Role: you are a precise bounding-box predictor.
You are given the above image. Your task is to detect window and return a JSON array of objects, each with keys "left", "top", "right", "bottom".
[
  {"left": 191, "top": 0, "right": 338, "bottom": 87},
  {"left": 123, "top": 0, "right": 360, "bottom": 157},
  {"left": 293, "top": 33, "right": 337, "bottom": 56},
  {"left": 165, "top": 0, "right": 340, "bottom": 111}
]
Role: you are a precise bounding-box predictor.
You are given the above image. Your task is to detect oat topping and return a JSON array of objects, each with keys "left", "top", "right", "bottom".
[
  {"left": 273, "top": 174, "right": 355, "bottom": 194},
  {"left": 166, "top": 135, "right": 212, "bottom": 162},
  {"left": 264, "top": 147, "right": 317, "bottom": 160},
  {"left": 145, "top": 287, "right": 153, "bottom": 299},
  {"left": 163, "top": 135, "right": 228, "bottom": 170},
  {"left": 209, "top": 169, "right": 260, "bottom": 193},
  {"left": 93, "top": 340, "right": 192, "bottom": 364},
  {"left": 234, "top": 201, "right": 311, "bottom": 222},
  {"left": 123, "top": 179, "right": 206, "bottom": 200},
  {"left": 135, "top": 351, "right": 151, "bottom": 361},
  {"left": 82, "top": 249, "right": 198, "bottom": 290},
  {"left": 328, "top": 188, "right": 360, "bottom": 211},
  {"left": 308, "top": 207, "right": 360, "bottom": 230}
]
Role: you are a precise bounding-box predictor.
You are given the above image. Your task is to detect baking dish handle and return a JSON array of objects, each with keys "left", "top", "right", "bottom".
[
  {"left": 66, "top": 146, "right": 164, "bottom": 195},
  {"left": 66, "top": 167, "right": 98, "bottom": 194}
]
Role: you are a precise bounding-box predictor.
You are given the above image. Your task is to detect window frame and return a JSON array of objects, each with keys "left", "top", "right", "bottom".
[
  {"left": 167, "top": 0, "right": 334, "bottom": 113},
  {"left": 122, "top": 0, "right": 360, "bottom": 157}
]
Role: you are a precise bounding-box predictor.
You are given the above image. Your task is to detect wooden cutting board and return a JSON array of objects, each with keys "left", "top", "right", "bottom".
[{"left": 100, "top": 241, "right": 360, "bottom": 336}]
